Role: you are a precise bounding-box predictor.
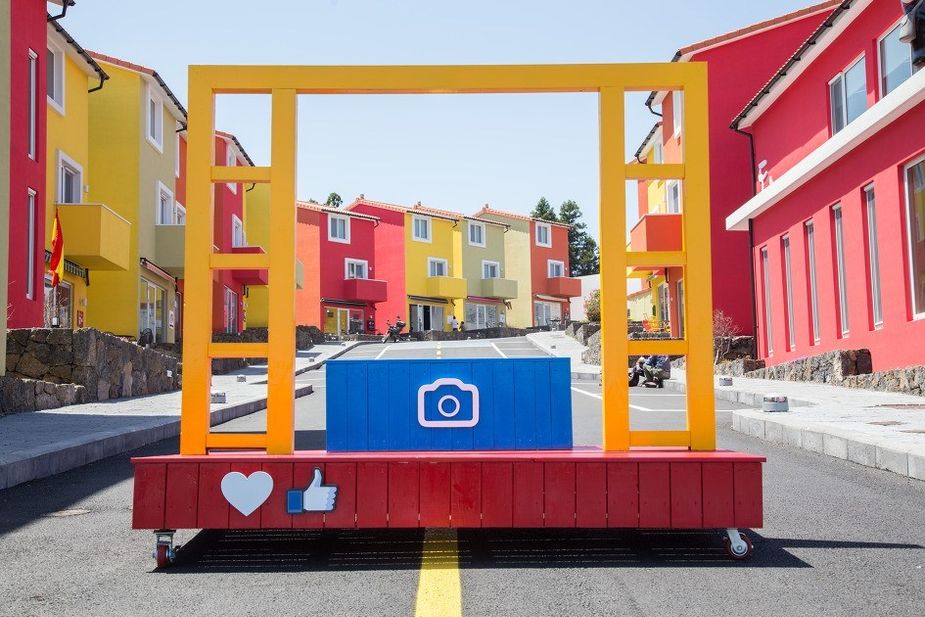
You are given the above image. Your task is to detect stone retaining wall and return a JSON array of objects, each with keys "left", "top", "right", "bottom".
[
  {"left": 3, "top": 328, "right": 179, "bottom": 414},
  {"left": 209, "top": 325, "right": 323, "bottom": 373}
]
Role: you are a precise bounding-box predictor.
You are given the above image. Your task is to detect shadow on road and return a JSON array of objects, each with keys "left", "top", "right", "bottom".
[{"left": 158, "top": 527, "right": 924, "bottom": 573}]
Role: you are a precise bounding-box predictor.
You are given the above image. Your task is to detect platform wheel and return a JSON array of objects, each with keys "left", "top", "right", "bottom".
[
  {"left": 154, "top": 544, "right": 173, "bottom": 568},
  {"left": 723, "top": 530, "right": 753, "bottom": 560}
]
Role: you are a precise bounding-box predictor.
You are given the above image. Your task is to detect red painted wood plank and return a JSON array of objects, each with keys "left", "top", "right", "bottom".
[
  {"left": 388, "top": 462, "right": 420, "bottom": 528},
  {"left": 481, "top": 462, "right": 513, "bottom": 527},
  {"left": 638, "top": 462, "right": 671, "bottom": 528},
  {"left": 132, "top": 463, "right": 167, "bottom": 529},
  {"left": 607, "top": 462, "right": 639, "bottom": 528},
  {"left": 164, "top": 463, "right": 198, "bottom": 529},
  {"left": 292, "top": 462, "right": 326, "bottom": 529},
  {"left": 512, "top": 462, "right": 544, "bottom": 528},
  {"left": 670, "top": 463, "right": 703, "bottom": 528},
  {"left": 419, "top": 462, "right": 451, "bottom": 527},
  {"left": 575, "top": 462, "right": 607, "bottom": 528},
  {"left": 733, "top": 462, "right": 763, "bottom": 528},
  {"left": 261, "top": 462, "right": 294, "bottom": 529},
  {"left": 197, "top": 462, "right": 231, "bottom": 529},
  {"left": 450, "top": 462, "right": 481, "bottom": 528},
  {"left": 323, "top": 462, "right": 357, "bottom": 528},
  {"left": 701, "top": 462, "right": 735, "bottom": 528},
  {"left": 228, "top": 462, "right": 265, "bottom": 529},
  {"left": 356, "top": 462, "right": 389, "bottom": 528},
  {"left": 544, "top": 462, "right": 576, "bottom": 528}
]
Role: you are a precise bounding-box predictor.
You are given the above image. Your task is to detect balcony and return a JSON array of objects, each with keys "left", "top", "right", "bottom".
[
  {"left": 476, "top": 277, "right": 518, "bottom": 300},
  {"left": 629, "top": 213, "right": 682, "bottom": 253},
  {"left": 425, "top": 275, "right": 468, "bottom": 300},
  {"left": 547, "top": 276, "right": 582, "bottom": 298},
  {"left": 231, "top": 245, "right": 269, "bottom": 286},
  {"left": 55, "top": 203, "right": 130, "bottom": 271},
  {"left": 154, "top": 224, "right": 185, "bottom": 276},
  {"left": 343, "top": 277, "right": 388, "bottom": 303}
]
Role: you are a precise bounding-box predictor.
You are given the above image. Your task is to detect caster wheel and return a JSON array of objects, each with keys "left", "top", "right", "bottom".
[
  {"left": 154, "top": 544, "right": 173, "bottom": 568},
  {"left": 724, "top": 532, "right": 753, "bottom": 560}
]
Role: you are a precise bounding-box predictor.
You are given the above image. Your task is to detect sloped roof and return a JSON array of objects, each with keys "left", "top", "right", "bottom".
[
  {"left": 47, "top": 18, "right": 108, "bottom": 86},
  {"left": 87, "top": 51, "right": 187, "bottom": 121},
  {"left": 215, "top": 130, "right": 255, "bottom": 167},
  {"left": 475, "top": 205, "right": 572, "bottom": 229},
  {"left": 297, "top": 200, "right": 380, "bottom": 222}
]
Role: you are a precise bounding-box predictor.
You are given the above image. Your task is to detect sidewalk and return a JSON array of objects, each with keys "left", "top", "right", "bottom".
[
  {"left": 526, "top": 330, "right": 601, "bottom": 380},
  {"left": 0, "top": 342, "right": 358, "bottom": 491}
]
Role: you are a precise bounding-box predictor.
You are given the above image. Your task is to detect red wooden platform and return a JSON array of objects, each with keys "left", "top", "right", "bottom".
[{"left": 132, "top": 448, "right": 764, "bottom": 530}]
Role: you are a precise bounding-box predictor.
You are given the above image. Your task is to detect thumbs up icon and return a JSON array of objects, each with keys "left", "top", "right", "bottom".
[{"left": 286, "top": 468, "right": 338, "bottom": 514}]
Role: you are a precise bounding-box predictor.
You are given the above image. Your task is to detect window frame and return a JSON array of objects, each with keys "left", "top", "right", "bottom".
[
  {"left": 760, "top": 246, "right": 773, "bottom": 356},
  {"left": 225, "top": 146, "right": 237, "bottom": 194},
  {"left": 877, "top": 20, "right": 917, "bottom": 98},
  {"left": 46, "top": 41, "right": 65, "bottom": 115},
  {"left": 26, "top": 189, "right": 37, "bottom": 300},
  {"left": 412, "top": 215, "right": 432, "bottom": 243},
  {"left": 481, "top": 260, "right": 501, "bottom": 279},
  {"left": 28, "top": 49, "right": 37, "bottom": 160},
  {"left": 328, "top": 213, "right": 351, "bottom": 244},
  {"left": 175, "top": 130, "right": 181, "bottom": 178},
  {"left": 223, "top": 286, "right": 239, "bottom": 334},
  {"left": 145, "top": 84, "right": 164, "bottom": 153},
  {"left": 782, "top": 235, "right": 796, "bottom": 352},
  {"left": 652, "top": 132, "right": 663, "bottom": 164},
  {"left": 547, "top": 259, "right": 565, "bottom": 278},
  {"left": 56, "top": 150, "right": 84, "bottom": 204},
  {"left": 805, "top": 220, "right": 821, "bottom": 344},
  {"left": 671, "top": 90, "right": 683, "bottom": 137},
  {"left": 863, "top": 185, "right": 884, "bottom": 327},
  {"left": 829, "top": 54, "right": 867, "bottom": 136},
  {"left": 832, "top": 204, "right": 850, "bottom": 336},
  {"left": 903, "top": 155, "right": 925, "bottom": 320},
  {"left": 468, "top": 220, "right": 486, "bottom": 247},
  {"left": 427, "top": 257, "right": 448, "bottom": 277},
  {"left": 535, "top": 222, "right": 552, "bottom": 247},
  {"left": 155, "top": 181, "right": 175, "bottom": 225},
  {"left": 666, "top": 179, "right": 682, "bottom": 213},
  {"left": 175, "top": 202, "right": 186, "bottom": 225},
  {"left": 231, "top": 214, "right": 246, "bottom": 248},
  {"left": 344, "top": 258, "right": 369, "bottom": 280}
]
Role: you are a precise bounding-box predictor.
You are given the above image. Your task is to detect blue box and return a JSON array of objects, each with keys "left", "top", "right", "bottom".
[{"left": 325, "top": 358, "right": 573, "bottom": 452}]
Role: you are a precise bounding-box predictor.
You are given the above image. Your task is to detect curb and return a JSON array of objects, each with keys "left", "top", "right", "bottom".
[
  {"left": 571, "top": 371, "right": 600, "bottom": 381},
  {"left": 0, "top": 384, "right": 314, "bottom": 491},
  {"left": 294, "top": 341, "right": 377, "bottom": 376},
  {"left": 661, "top": 377, "right": 813, "bottom": 408}
]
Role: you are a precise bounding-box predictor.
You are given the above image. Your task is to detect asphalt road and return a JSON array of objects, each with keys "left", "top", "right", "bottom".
[{"left": 1, "top": 339, "right": 923, "bottom": 617}]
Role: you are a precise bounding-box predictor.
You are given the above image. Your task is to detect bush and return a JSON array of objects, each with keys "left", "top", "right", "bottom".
[{"left": 584, "top": 289, "right": 601, "bottom": 323}]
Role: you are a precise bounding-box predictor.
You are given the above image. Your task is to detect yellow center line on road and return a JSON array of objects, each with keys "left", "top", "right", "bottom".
[{"left": 414, "top": 529, "right": 462, "bottom": 617}]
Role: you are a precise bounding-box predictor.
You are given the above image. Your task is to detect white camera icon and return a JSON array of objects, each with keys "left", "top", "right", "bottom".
[{"left": 417, "top": 378, "right": 480, "bottom": 428}]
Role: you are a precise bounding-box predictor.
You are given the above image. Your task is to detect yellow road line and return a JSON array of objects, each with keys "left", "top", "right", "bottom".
[{"left": 414, "top": 529, "right": 462, "bottom": 617}]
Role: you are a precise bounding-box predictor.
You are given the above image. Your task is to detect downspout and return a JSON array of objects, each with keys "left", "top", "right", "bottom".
[
  {"left": 47, "top": 1, "right": 75, "bottom": 22},
  {"left": 732, "top": 124, "right": 761, "bottom": 346},
  {"left": 88, "top": 74, "right": 107, "bottom": 93}
]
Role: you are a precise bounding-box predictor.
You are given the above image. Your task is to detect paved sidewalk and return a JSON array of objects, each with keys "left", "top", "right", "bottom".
[
  {"left": 526, "top": 330, "right": 600, "bottom": 380},
  {"left": 0, "top": 343, "right": 358, "bottom": 490}
]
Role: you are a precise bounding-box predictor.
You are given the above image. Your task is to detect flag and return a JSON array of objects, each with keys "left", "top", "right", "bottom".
[{"left": 49, "top": 209, "right": 64, "bottom": 287}]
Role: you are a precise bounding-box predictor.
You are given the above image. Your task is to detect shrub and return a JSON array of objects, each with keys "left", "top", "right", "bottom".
[{"left": 584, "top": 289, "right": 601, "bottom": 323}]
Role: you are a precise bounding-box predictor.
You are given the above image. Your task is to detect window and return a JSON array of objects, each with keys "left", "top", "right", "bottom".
[
  {"left": 226, "top": 146, "right": 237, "bottom": 193},
  {"left": 412, "top": 215, "right": 432, "bottom": 242},
  {"left": 57, "top": 151, "right": 83, "bottom": 204},
  {"left": 666, "top": 180, "right": 682, "bottom": 213},
  {"left": 146, "top": 85, "right": 163, "bottom": 151},
  {"left": 232, "top": 215, "right": 246, "bottom": 248},
  {"left": 28, "top": 50, "right": 37, "bottom": 159},
  {"left": 782, "top": 236, "right": 795, "bottom": 351},
  {"left": 43, "top": 277, "right": 72, "bottom": 328},
  {"left": 904, "top": 157, "right": 925, "bottom": 317},
  {"left": 345, "top": 258, "right": 369, "bottom": 279},
  {"left": 805, "top": 221, "right": 821, "bottom": 343},
  {"left": 468, "top": 221, "right": 485, "bottom": 247},
  {"left": 535, "top": 222, "right": 551, "bottom": 247},
  {"left": 676, "top": 279, "right": 685, "bottom": 339},
  {"left": 155, "top": 182, "right": 174, "bottom": 225},
  {"left": 328, "top": 214, "right": 350, "bottom": 243},
  {"left": 652, "top": 133, "right": 663, "bottom": 164},
  {"left": 548, "top": 260, "right": 565, "bottom": 278},
  {"left": 879, "top": 22, "right": 915, "bottom": 96},
  {"left": 672, "top": 90, "right": 683, "bottom": 136},
  {"left": 175, "top": 132, "right": 181, "bottom": 177},
  {"left": 760, "top": 247, "right": 773, "bottom": 355},
  {"left": 864, "top": 186, "right": 883, "bottom": 327},
  {"left": 139, "top": 277, "right": 167, "bottom": 343},
  {"left": 175, "top": 203, "right": 186, "bottom": 225},
  {"left": 482, "top": 260, "right": 500, "bottom": 279},
  {"left": 830, "top": 56, "right": 867, "bottom": 134},
  {"left": 26, "top": 190, "right": 37, "bottom": 300},
  {"left": 223, "top": 287, "right": 238, "bottom": 334},
  {"left": 46, "top": 43, "right": 64, "bottom": 113},
  {"left": 427, "top": 258, "right": 448, "bottom": 277},
  {"left": 833, "top": 204, "right": 850, "bottom": 335}
]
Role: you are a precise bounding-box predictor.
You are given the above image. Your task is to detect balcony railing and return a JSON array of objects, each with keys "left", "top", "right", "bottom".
[
  {"left": 55, "top": 203, "right": 131, "bottom": 271},
  {"left": 477, "top": 277, "right": 518, "bottom": 299},
  {"left": 343, "top": 277, "right": 388, "bottom": 303},
  {"left": 546, "top": 275, "right": 582, "bottom": 298},
  {"left": 425, "top": 275, "right": 468, "bottom": 299}
]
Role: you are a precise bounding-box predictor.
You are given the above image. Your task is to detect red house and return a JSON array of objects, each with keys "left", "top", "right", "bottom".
[
  {"left": 529, "top": 217, "right": 580, "bottom": 326},
  {"left": 728, "top": 0, "right": 925, "bottom": 372},
  {"left": 295, "top": 201, "right": 389, "bottom": 335},
  {"left": 4, "top": 0, "right": 50, "bottom": 329},
  {"left": 635, "top": 1, "right": 839, "bottom": 337}
]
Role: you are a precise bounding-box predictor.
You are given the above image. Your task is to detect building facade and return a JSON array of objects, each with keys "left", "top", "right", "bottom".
[
  {"left": 459, "top": 213, "right": 517, "bottom": 329},
  {"left": 728, "top": 0, "right": 925, "bottom": 372}
]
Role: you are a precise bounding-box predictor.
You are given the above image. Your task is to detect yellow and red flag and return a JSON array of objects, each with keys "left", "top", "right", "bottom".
[{"left": 49, "top": 210, "right": 64, "bottom": 287}]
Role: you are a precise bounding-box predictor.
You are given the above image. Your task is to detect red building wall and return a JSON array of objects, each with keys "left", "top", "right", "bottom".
[
  {"left": 317, "top": 211, "right": 379, "bottom": 329},
  {"left": 295, "top": 208, "right": 321, "bottom": 326},
  {"left": 350, "top": 203, "right": 406, "bottom": 333},
  {"left": 212, "top": 137, "right": 246, "bottom": 333},
  {"left": 530, "top": 222, "right": 572, "bottom": 323},
  {"left": 7, "top": 0, "right": 47, "bottom": 328}
]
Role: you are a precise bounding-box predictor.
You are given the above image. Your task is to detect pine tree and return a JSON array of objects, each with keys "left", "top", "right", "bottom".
[
  {"left": 325, "top": 192, "right": 343, "bottom": 208},
  {"left": 530, "top": 197, "right": 558, "bottom": 222},
  {"left": 557, "top": 199, "right": 599, "bottom": 276}
]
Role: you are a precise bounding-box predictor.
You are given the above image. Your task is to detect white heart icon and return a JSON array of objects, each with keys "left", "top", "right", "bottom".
[{"left": 220, "top": 471, "right": 274, "bottom": 516}]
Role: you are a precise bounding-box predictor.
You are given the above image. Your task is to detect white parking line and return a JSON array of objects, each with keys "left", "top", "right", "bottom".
[
  {"left": 489, "top": 342, "right": 507, "bottom": 358},
  {"left": 570, "top": 387, "right": 677, "bottom": 412},
  {"left": 375, "top": 346, "right": 390, "bottom": 360}
]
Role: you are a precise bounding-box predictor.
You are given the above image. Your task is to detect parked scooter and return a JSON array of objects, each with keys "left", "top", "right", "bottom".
[{"left": 382, "top": 317, "right": 407, "bottom": 343}]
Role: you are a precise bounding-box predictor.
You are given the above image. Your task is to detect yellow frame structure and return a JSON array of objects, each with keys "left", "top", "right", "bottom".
[{"left": 179, "top": 63, "right": 714, "bottom": 455}]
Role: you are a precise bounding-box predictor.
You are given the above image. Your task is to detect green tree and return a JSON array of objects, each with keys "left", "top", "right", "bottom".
[
  {"left": 325, "top": 192, "right": 343, "bottom": 208},
  {"left": 530, "top": 197, "right": 557, "bottom": 222},
  {"left": 557, "top": 199, "right": 599, "bottom": 276}
]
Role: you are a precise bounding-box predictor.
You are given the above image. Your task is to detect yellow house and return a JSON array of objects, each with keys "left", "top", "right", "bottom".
[
  {"left": 84, "top": 52, "right": 186, "bottom": 344},
  {"left": 475, "top": 207, "right": 534, "bottom": 329},
  {"left": 43, "top": 21, "right": 132, "bottom": 329}
]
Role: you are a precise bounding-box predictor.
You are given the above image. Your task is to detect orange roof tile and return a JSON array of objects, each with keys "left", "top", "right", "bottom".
[
  {"left": 297, "top": 200, "right": 380, "bottom": 222},
  {"left": 475, "top": 205, "right": 572, "bottom": 229}
]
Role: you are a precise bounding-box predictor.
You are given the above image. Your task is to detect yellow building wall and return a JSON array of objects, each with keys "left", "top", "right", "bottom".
[
  {"left": 404, "top": 214, "right": 462, "bottom": 331},
  {"left": 479, "top": 214, "right": 532, "bottom": 328},
  {"left": 244, "top": 184, "right": 270, "bottom": 327}
]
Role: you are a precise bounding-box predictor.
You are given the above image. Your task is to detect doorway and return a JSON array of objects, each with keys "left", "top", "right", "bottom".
[
  {"left": 410, "top": 303, "right": 445, "bottom": 332},
  {"left": 325, "top": 306, "right": 364, "bottom": 335}
]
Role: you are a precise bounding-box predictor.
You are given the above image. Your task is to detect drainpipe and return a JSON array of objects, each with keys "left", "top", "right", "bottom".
[
  {"left": 47, "top": 1, "right": 75, "bottom": 22},
  {"left": 646, "top": 98, "right": 663, "bottom": 118},
  {"left": 733, "top": 124, "right": 761, "bottom": 345},
  {"left": 88, "top": 75, "right": 107, "bottom": 93}
]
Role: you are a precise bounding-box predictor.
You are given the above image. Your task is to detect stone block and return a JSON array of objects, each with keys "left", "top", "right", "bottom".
[
  {"left": 847, "top": 440, "right": 877, "bottom": 467},
  {"left": 802, "top": 430, "right": 824, "bottom": 454},
  {"left": 908, "top": 452, "right": 925, "bottom": 481},
  {"left": 34, "top": 391, "right": 59, "bottom": 410},
  {"left": 822, "top": 434, "right": 848, "bottom": 460},
  {"left": 15, "top": 352, "right": 49, "bottom": 379},
  {"left": 764, "top": 420, "right": 784, "bottom": 444},
  {"left": 28, "top": 329, "right": 49, "bottom": 344},
  {"left": 46, "top": 328, "right": 73, "bottom": 347},
  {"left": 73, "top": 328, "right": 98, "bottom": 366},
  {"left": 875, "top": 446, "right": 909, "bottom": 475},
  {"left": 782, "top": 425, "right": 803, "bottom": 448},
  {"left": 745, "top": 417, "right": 765, "bottom": 439}
]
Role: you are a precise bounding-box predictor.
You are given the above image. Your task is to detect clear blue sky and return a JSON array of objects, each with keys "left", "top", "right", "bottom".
[{"left": 61, "top": 0, "right": 820, "bottom": 240}]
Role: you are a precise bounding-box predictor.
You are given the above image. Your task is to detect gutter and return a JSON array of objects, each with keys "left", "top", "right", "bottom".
[
  {"left": 47, "top": 16, "right": 110, "bottom": 94},
  {"left": 47, "top": 0, "right": 75, "bottom": 22}
]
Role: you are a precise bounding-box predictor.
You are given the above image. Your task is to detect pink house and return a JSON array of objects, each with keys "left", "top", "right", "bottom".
[{"left": 727, "top": 0, "right": 925, "bottom": 371}]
